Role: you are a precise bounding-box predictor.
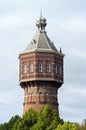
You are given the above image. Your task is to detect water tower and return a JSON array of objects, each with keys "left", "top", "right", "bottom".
[{"left": 19, "top": 15, "right": 64, "bottom": 114}]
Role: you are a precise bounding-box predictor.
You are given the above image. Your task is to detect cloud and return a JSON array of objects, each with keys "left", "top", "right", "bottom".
[
  {"left": 59, "top": 53, "right": 86, "bottom": 123},
  {"left": 68, "top": 18, "right": 86, "bottom": 33},
  {"left": 47, "top": 15, "right": 86, "bottom": 59},
  {"left": 0, "top": 85, "right": 23, "bottom": 123},
  {"left": 0, "top": 99, "right": 9, "bottom": 105},
  {"left": 59, "top": 85, "right": 86, "bottom": 123},
  {"left": 65, "top": 54, "right": 86, "bottom": 81},
  {"left": 0, "top": 0, "right": 86, "bottom": 124}
]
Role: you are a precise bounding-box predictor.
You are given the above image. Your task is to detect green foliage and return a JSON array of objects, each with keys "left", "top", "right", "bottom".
[
  {"left": 12, "top": 108, "right": 37, "bottom": 130},
  {"left": 30, "top": 104, "right": 63, "bottom": 130},
  {"left": 8, "top": 115, "right": 21, "bottom": 130},
  {"left": 56, "top": 122, "right": 78, "bottom": 130},
  {"left": 77, "top": 119, "right": 86, "bottom": 130},
  {"left": 0, "top": 115, "right": 21, "bottom": 130},
  {"left": 2, "top": 105, "right": 86, "bottom": 130},
  {"left": 0, "top": 123, "right": 9, "bottom": 130}
]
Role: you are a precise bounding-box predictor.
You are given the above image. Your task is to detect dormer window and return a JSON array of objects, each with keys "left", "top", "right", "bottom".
[
  {"left": 38, "top": 63, "right": 42, "bottom": 72},
  {"left": 30, "top": 64, "right": 33, "bottom": 72},
  {"left": 23, "top": 64, "right": 27, "bottom": 74},
  {"left": 47, "top": 63, "right": 50, "bottom": 72}
]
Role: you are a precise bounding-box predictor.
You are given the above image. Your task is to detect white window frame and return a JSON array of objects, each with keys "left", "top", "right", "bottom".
[
  {"left": 47, "top": 63, "right": 50, "bottom": 72},
  {"left": 30, "top": 64, "right": 33, "bottom": 72},
  {"left": 23, "top": 64, "right": 27, "bottom": 74},
  {"left": 38, "top": 63, "right": 42, "bottom": 72},
  {"left": 60, "top": 66, "right": 62, "bottom": 75},
  {"left": 55, "top": 65, "right": 58, "bottom": 74}
]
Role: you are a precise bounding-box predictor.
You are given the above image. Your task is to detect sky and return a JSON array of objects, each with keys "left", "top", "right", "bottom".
[{"left": 0, "top": 0, "right": 86, "bottom": 124}]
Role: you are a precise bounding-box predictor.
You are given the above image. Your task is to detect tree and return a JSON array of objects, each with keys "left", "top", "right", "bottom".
[
  {"left": 0, "top": 123, "right": 9, "bottom": 130},
  {"left": 30, "top": 104, "right": 63, "bottom": 130},
  {"left": 12, "top": 108, "right": 37, "bottom": 130},
  {"left": 0, "top": 115, "right": 21, "bottom": 130},
  {"left": 77, "top": 119, "right": 86, "bottom": 130},
  {"left": 0, "top": 104, "right": 64, "bottom": 130},
  {"left": 8, "top": 115, "right": 21, "bottom": 130},
  {"left": 56, "top": 122, "right": 78, "bottom": 130}
]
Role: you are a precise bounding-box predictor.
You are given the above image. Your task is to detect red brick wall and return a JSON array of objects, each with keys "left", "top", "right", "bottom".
[
  {"left": 19, "top": 52, "right": 64, "bottom": 84},
  {"left": 22, "top": 81, "right": 59, "bottom": 114},
  {"left": 19, "top": 51, "right": 64, "bottom": 114}
]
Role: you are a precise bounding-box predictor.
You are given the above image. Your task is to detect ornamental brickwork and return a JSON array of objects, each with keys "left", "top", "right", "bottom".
[
  {"left": 23, "top": 82, "right": 58, "bottom": 113},
  {"left": 19, "top": 52, "right": 63, "bottom": 84},
  {"left": 19, "top": 15, "right": 64, "bottom": 114}
]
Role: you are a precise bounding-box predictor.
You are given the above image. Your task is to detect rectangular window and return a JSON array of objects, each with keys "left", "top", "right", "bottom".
[
  {"left": 47, "top": 63, "right": 50, "bottom": 72},
  {"left": 23, "top": 64, "right": 27, "bottom": 74},
  {"left": 38, "top": 63, "right": 42, "bottom": 72},
  {"left": 30, "top": 64, "right": 33, "bottom": 72}
]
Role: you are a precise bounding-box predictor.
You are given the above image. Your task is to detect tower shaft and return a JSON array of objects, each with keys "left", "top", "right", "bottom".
[{"left": 23, "top": 81, "right": 59, "bottom": 114}]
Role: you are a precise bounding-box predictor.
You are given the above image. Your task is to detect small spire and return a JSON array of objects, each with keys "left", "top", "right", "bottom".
[
  {"left": 36, "top": 13, "right": 47, "bottom": 31},
  {"left": 60, "top": 47, "right": 62, "bottom": 53},
  {"left": 40, "top": 10, "right": 42, "bottom": 18}
]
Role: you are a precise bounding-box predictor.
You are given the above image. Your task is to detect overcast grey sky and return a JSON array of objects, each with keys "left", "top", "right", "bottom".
[{"left": 0, "top": 0, "right": 86, "bottom": 123}]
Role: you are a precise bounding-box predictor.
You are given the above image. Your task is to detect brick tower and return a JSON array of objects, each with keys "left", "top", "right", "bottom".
[{"left": 19, "top": 15, "right": 64, "bottom": 114}]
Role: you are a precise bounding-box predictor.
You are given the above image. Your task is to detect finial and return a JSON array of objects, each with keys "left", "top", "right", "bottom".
[
  {"left": 40, "top": 10, "right": 42, "bottom": 18},
  {"left": 36, "top": 12, "right": 47, "bottom": 31},
  {"left": 60, "top": 47, "right": 62, "bottom": 53}
]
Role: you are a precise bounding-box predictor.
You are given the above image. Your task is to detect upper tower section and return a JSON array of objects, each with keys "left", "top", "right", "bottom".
[{"left": 19, "top": 15, "right": 64, "bottom": 86}]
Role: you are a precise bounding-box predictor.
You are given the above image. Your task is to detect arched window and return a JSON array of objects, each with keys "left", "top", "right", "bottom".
[
  {"left": 23, "top": 64, "right": 27, "bottom": 74},
  {"left": 38, "top": 63, "right": 42, "bottom": 72},
  {"left": 60, "top": 66, "right": 62, "bottom": 75},
  {"left": 39, "top": 92, "right": 42, "bottom": 94},
  {"left": 55, "top": 65, "right": 58, "bottom": 74},
  {"left": 30, "top": 64, "right": 33, "bottom": 72},
  {"left": 44, "top": 92, "right": 48, "bottom": 95},
  {"left": 47, "top": 63, "right": 50, "bottom": 72}
]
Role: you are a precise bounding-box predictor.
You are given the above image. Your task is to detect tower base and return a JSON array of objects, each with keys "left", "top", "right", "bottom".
[{"left": 22, "top": 81, "right": 60, "bottom": 114}]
